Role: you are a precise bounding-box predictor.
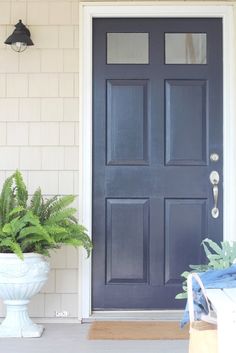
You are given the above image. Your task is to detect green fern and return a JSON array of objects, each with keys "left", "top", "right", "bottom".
[{"left": 0, "top": 171, "right": 92, "bottom": 259}]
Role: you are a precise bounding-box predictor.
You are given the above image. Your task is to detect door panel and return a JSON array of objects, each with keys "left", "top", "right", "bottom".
[
  {"left": 164, "top": 199, "right": 208, "bottom": 285},
  {"left": 107, "top": 80, "right": 148, "bottom": 165},
  {"left": 165, "top": 80, "right": 207, "bottom": 165},
  {"left": 92, "top": 18, "right": 223, "bottom": 309},
  {"left": 106, "top": 198, "right": 149, "bottom": 284}
]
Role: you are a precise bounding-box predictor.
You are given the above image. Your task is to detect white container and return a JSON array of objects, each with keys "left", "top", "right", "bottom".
[{"left": 0, "top": 253, "right": 50, "bottom": 337}]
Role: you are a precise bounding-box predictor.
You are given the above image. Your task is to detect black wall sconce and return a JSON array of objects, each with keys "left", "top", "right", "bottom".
[{"left": 5, "top": 20, "right": 34, "bottom": 52}]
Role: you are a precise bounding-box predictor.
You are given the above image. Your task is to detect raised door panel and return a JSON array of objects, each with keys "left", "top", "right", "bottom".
[
  {"left": 165, "top": 80, "right": 207, "bottom": 165},
  {"left": 106, "top": 199, "right": 149, "bottom": 283},
  {"left": 107, "top": 80, "right": 149, "bottom": 165},
  {"left": 165, "top": 199, "right": 207, "bottom": 285}
]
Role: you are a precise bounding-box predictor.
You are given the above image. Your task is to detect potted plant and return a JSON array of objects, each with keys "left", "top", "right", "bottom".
[
  {"left": 0, "top": 170, "right": 92, "bottom": 337},
  {"left": 176, "top": 238, "right": 236, "bottom": 300}
]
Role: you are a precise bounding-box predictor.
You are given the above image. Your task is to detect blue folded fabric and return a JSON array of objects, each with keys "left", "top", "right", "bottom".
[{"left": 181, "top": 264, "right": 236, "bottom": 327}]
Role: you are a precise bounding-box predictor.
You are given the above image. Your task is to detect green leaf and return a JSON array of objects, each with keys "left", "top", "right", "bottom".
[
  {"left": 189, "top": 264, "right": 209, "bottom": 271},
  {"left": 2, "top": 223, "right": 12, "bottom": 235},
  {"left": 34, "top": 245, "right": 51, "bottom": 257},
  {"left": 14, "top": 170, "right": 28, "bottom": 208},
  {"left": 9, "top": 206, "right": 25, "bottom": 217},
  {"left": 48, "top": 195, "right": 76, "bottom": 214},
  {"left": 175, "top": 292, "right": 188, "bottom": 300},
  {"left": 203, "top": 238, "right": 222, "bottom": 255},
  {"left": 18, "top": 225, "right": 54, "bottom": 244},
  {"left": 43, "top": 195, "right": 58, "bottom": 210},
  {"left": 30, "top": 188, "right": 42, "bottom": 216},
  {"left": 38, "top": 195, "right": 58, "bottom": 223},
  {"left": 207, "top": 254, "right": 221, "bottom": 261},
  {"left": 45, "top": 208, "right": 77, "bottom": 225},
  {"left": 0, "top": 238, "right": 23, "bottom": 260},
  {"left": 20, "top": 235, "right": 50, "bottom": 252},
  {"left": 0, "top": 174, "right": 15, "bottom": 224},
  {"left": 43, "top": 225, "right": 67, "bottom": 236},
  {"left": 68, "top": 215, "right": 78, "bottom": 224},
  {"left": 2, "top": 216, "right": 29, "bottom": 238},
  {"left": 202, "top": 241, "right": 212, "bottom": 258},
  {"left": 181, "top": 271, "right": 190, "bottom": 279},
  {"left": 22, "top": 210, "right": 41, "bottom": 226}
]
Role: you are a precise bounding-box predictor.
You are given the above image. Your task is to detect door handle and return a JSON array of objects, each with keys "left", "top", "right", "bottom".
[{"left": 209, "top": 171, "right": 219, "bottom": 219}]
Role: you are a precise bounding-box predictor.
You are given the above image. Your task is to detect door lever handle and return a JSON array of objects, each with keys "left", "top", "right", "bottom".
[{"left": 209, "top": 171, "right": 219, "bottom": 219}]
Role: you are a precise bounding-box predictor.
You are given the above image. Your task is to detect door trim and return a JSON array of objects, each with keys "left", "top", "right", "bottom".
[{"left": 78, "top": 2, "right": 236, "bottom": 321}]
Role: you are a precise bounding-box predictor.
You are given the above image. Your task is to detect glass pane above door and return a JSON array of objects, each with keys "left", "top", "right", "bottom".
[
  {"left": 165, "top": 33, "right": 207, "bottom": 64},
  {"left": 107, "top": 33, "right": 149, "bottom": 64}
]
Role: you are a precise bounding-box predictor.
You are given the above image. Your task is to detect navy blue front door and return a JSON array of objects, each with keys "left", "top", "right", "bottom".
[{"left": 92, "top": 18, "right": 223, "bottom": 309}]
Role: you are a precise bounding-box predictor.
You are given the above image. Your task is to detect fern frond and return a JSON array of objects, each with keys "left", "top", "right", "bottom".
[
  {"left": 0, "top": 175, "right": 15, "bottom": 224},
  {"left": 68, "top": 215, "right": 78, "bottom": 224},
  {"left": 45, "top": 208, "right": 77, "bottom": 225},
  {"left": 49, "top": 195, "right": 76, "bottom": 214},
  {"left": 43, "top": 195, "right": 58, "bottom": 210},
  {"left": 43, "top": 225, "right": 67, "bottom": 236},
  {"left": 2, "top": 222, "right": 12, "bottom": 235},
  {"left": 18, "top": 225, "right": 55, "bottom": 244},
  {"left": 30, "top": 188, "right": 43, "bottom": 216},
  {"left": 20, "top": 235, "right": 51, "bottom": 252},
  {"left": 37, "top": 195, "right": 57, "bottom": 223},
  {"left": 63, "top": 223, "right": 92, "bottom": 257},
  {"left": 22, "top": 210, "right": 41, "bottom": 226},
  {"left": 63, "top": 237, "right": 92, "bottom": 257},
  {"left": 14, "top": 170, "right": 28, "bottom": 208},
  {"left": 0, "top": 238, "right": 23, "bottom": 260},
  {"left": 3, "top": 216, "right": 28, "bottom": 237},
  {"left": 34, "top": 245, "right": 51, "bottom": 257},
  {"left": 9, "top": 206, "right": 25, "bottom": 218}
]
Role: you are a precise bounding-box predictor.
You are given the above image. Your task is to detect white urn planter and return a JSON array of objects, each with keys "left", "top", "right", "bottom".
[{"left": 0, "top": 253, "right": 50, "bottom": 337}]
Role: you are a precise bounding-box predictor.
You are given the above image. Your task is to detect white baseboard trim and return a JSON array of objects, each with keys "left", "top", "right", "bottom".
[{"left": 82, "top": 310, "right": 184, "bottom": 323}]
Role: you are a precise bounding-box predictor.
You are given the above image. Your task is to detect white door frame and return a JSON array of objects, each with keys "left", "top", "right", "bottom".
[{"left": 78, "top": 2, "right": 236, "bottom": 321}]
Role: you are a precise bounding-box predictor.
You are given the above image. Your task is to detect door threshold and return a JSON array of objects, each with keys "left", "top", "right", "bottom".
[{"left": 82, "top": 310, "right": 183, "bottom": 323}]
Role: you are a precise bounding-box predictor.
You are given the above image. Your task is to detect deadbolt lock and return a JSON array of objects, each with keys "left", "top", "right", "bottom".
[{"left": 210, "top": 153, "right": 219, "bottom": 162}]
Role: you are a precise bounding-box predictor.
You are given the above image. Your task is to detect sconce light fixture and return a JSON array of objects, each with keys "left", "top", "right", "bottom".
[{"left": 5, "top": 20, "right": 34, "bottom": 52}]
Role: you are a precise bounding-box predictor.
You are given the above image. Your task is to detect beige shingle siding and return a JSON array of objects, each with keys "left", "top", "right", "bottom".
[{"left": 0, "top": 0, "right": 79, "bottom": 318}]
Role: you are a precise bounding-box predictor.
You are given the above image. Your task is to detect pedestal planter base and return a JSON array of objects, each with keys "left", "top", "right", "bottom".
[
  {"left": 0, "top": 300, "right": 44, "bottom": 338},
  {"left": 0, "top": 253, "right": 49, "bottom": 338}
]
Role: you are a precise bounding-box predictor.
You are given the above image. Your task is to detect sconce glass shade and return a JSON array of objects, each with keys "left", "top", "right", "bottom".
[
  {"left": 5, "top": 20, "right": 34, "bottom": 52},
  {"left": 11, "top": 42, "right": 27, "bottom": 53}
]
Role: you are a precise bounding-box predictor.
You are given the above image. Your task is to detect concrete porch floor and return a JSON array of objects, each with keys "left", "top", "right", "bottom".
[{"left": 0, "top": 323, "right": 188, "bottom": 353}]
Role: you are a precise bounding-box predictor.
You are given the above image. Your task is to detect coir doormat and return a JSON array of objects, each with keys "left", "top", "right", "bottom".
[{"left": 88, "top": 321, "right": 189, "bottom": 340}]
